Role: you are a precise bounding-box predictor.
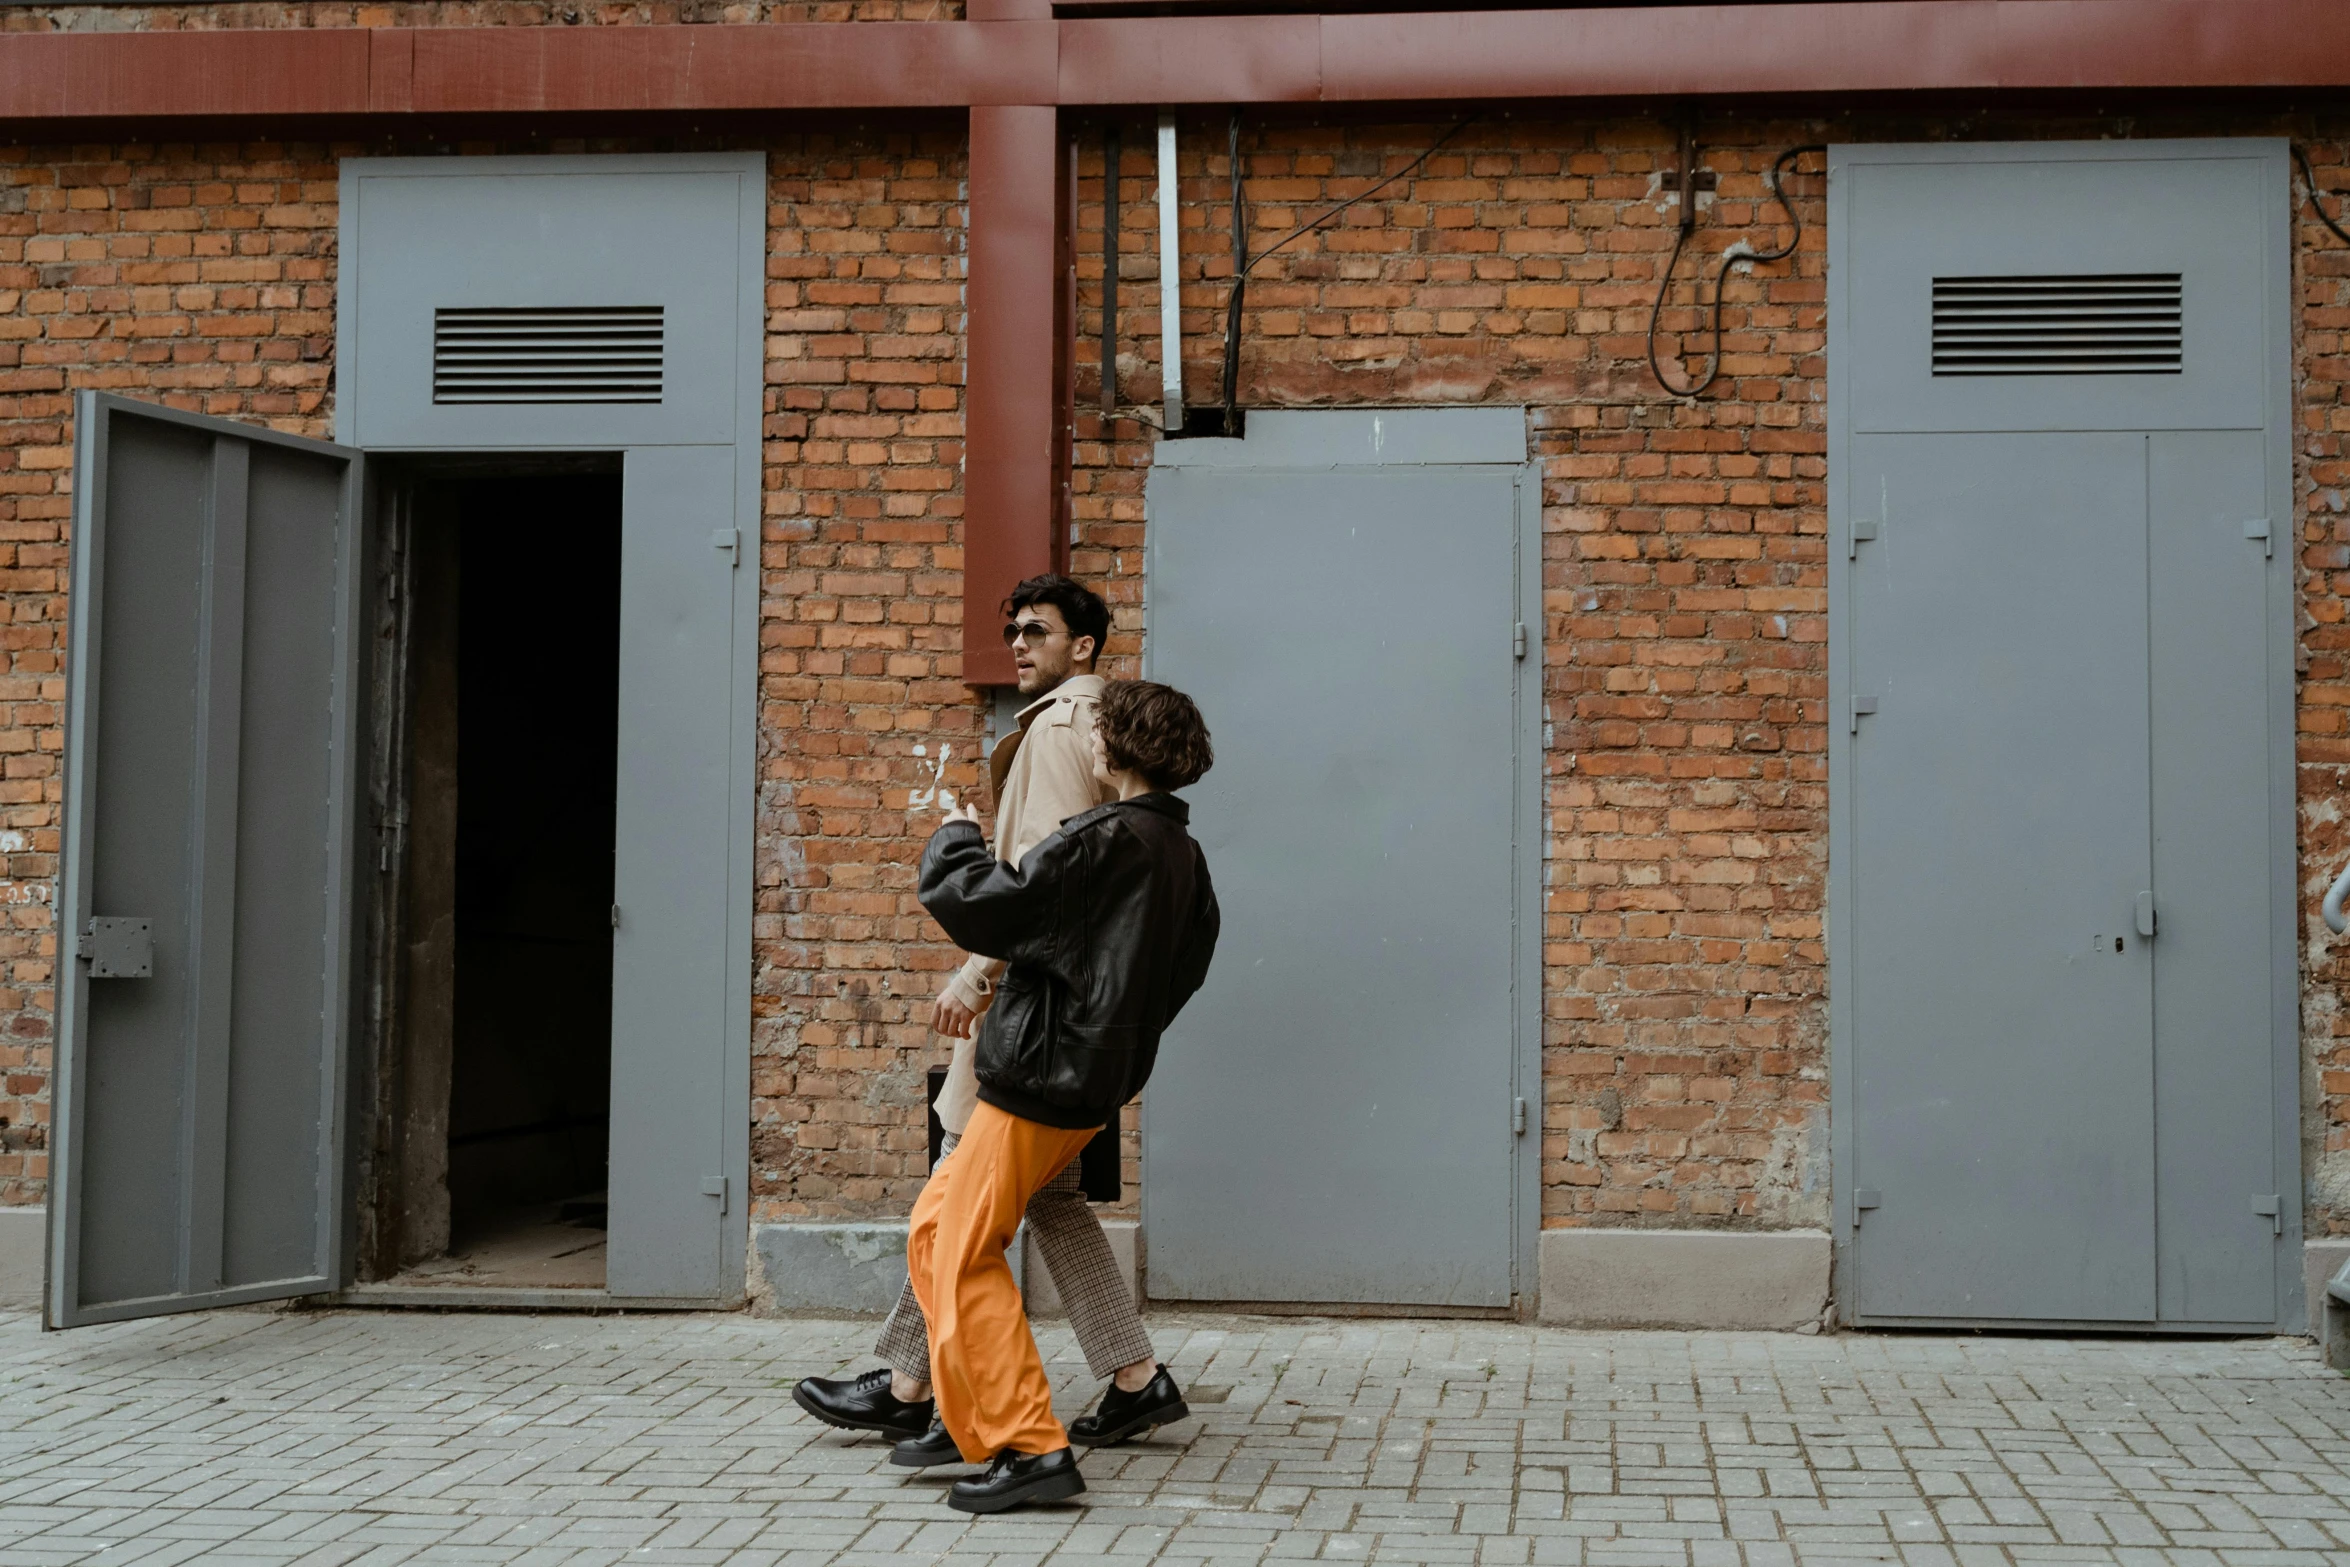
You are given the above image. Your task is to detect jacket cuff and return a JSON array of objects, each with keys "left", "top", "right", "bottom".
[{"left": 942, "top": 968, "right": 995, "bottom": 1016}]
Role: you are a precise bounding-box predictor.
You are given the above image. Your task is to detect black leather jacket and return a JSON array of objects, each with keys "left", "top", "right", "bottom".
[{"left": 919, "top": 793, "right": 1220, "bottom": 1130}]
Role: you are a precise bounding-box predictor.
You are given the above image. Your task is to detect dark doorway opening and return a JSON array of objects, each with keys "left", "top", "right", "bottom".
[{"left": 361, "top": 468, "right": 622, "bottom": 1291}]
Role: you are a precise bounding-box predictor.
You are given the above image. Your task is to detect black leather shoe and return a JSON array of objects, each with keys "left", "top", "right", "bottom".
[
  {"left": 1067, "top": 1364, "right": 1190, "bottom": 1448},
  {"left": 890, "top": 1419, "right": 965, "bottom": 1469},
  {"left": 946, "top": 1446, "right": 1086, "bottom": 1514},
  {"left": 791, "top": 1369, "right": 935, "bottom": 1442}
]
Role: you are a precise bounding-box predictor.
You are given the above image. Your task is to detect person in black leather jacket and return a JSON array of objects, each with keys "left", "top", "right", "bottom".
[
  {"left": 920, "top": 726, "right": 1220, "bottom": 1132},
  {"left": 902, "top": 680, "right": 1219, "bottom": 1514}
]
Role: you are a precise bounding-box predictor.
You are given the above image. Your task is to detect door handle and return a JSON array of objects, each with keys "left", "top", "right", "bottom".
[{"left": 2134, "top": 891, "right": 2157, "bottom": 938}]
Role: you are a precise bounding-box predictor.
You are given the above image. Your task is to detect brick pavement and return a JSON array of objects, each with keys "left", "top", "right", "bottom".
[{"left": 2, "top": 1306, "right": 2347, "bottom": 1566}]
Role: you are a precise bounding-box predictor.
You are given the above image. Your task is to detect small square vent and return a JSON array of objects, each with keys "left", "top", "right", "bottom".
[
  {"left": 1931, "top": 274, "right": 2182, "bottom": 376},
  {"left": 432, "top": 306, "right": 665, "bottom": 403}
]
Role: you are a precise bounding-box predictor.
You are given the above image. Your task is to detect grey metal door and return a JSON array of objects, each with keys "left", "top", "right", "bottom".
[
  {"left": 1830, "top": 140, "right": 2297, "bottom": 1329},
  {"left": 606, "top": 447, "right": 747, "bottom": 1301},
  {"left": 1144, "top": 411, "right": 1536, "bottom": 1308},
  {"left": 47, "top": 393, "right": 363, "bottom": 1327},
  {"left": 2146, "top": 430, "right": 2289, "bottom": 1324},
  {"left": 341, "top": 154, "right": 764, "bottom": 1302},
  {"left": 1846, "top": 434, "right": 2158, "bottom": 1321}
]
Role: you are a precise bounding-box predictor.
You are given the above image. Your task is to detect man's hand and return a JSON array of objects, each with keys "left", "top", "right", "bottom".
[
  {"left": 931, "top": 991, "right": 979, "bottom": 1038},
  {"left": 944, "top": 799, "right": 982, "bottom": 828}
]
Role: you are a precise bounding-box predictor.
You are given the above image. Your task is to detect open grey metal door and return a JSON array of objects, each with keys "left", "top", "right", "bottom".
[
  {"left": 1143, "top": 409, "right": 1539, "bottom": 1309},
  {"left": 340, "top": 155, "right": 763, "bottom": 1303},
  {"left": 47, "top": 393, "right": 363, "bottom": 1327}
]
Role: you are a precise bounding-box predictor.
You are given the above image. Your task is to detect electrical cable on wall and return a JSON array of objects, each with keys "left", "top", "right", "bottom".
[
  {"left": 2295, "top": 144, "right": 2350, "bottom": 246},
  {"left": 1221, "top": 113, "right": 1248, "bottom": 435},
  {"left": 1215, "top": 115, "right": 1479, "bottom": 434},
  {"left": 1647, "top": 142, "right": 1826, "bottom": 399}
]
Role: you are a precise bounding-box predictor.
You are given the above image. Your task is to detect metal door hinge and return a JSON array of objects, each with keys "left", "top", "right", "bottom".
[
  {"left": 611, "top": 904, "right": 622, "bottom": 930},
  {"left": 2252, "top": 1194, "right": 2282, "bottom": 1236},
  {"left": 1848, "top": 519, "right": 1879, "bottom": 559},
  {"left": 1512, "top": 1096, "right": 1527, "bottom": 1136},
  {"left": 701, "top": 1175, "right": 730, "bottom": 1214},
  {"left": 2245, "top": 518, "right": 2273, "bottom": 558},
  {"left": 2134, "top": 891, "right": 2157, "bottom": 938},
  {"left": 78, "top": 917, "right": 154, "bottom": 978},
  {"left": 712, "top": 527, "right": 740, "bottom": 567},
  {"left": 1852, "top": 1189, "right": 1882, "bottom": 1229},
  {"left": 1849, "top": 695, "right": 1879, "bottom": 733},
  {"left": 1513, "top": 622, "right": 1529, "bottom": 661}
]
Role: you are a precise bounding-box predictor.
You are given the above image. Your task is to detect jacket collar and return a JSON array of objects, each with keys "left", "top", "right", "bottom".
[
  {"left": 1119, "top": 791, "right": 1190, "bottom": 825},
  {"left": 1015, "top": 671, "right": 1106, "bottom": 730}
]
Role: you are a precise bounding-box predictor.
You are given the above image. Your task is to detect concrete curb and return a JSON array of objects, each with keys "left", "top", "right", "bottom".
[{"left": 1538, "top": 1228, "right": 1830, "bottom": 1330}]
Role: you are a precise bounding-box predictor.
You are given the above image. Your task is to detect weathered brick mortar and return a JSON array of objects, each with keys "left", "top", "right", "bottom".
[{"left": 0, "top": 112, "right": 2343, "bottom": 1256}]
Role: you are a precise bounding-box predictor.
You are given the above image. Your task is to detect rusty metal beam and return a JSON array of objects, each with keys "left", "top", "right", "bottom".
[
  {"left": 400, "top": 22, "right": 1056, "bottom": 113},
  {"left": 965, "top": 105, "right": 1066, "bottom": 688},
  {"left": 8, "top": 3, "right": 2350, "bottom": 124}
]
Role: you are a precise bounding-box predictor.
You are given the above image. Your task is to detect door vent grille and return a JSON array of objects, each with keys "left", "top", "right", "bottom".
[
  {"left": 432, "top": 306, "right": 664, "bottom": 403},
  {"left": 1930, "top": 274, "right": 2182, "bottom": 376}
]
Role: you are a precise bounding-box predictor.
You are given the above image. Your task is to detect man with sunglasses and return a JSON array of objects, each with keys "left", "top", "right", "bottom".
[{"left": 793, "top": 574, "right": 1189, "bottom": 1467}]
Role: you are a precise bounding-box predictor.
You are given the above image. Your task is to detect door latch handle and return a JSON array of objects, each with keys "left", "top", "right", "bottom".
[
  {"left": 77, "top": 917, "right": 154, "bottom": 978},
  {"left": 2134, "top": 891, "right": 2157, "bottom": 938}
]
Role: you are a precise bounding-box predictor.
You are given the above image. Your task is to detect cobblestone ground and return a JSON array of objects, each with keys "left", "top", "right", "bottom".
[{"left": 0, "top": 1306, "right": 2344, "bottom": 1566}]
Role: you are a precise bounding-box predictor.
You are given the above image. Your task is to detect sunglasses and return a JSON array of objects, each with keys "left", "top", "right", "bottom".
[{"left": 1002, "top": 618, "right": 1061, "bottom": 648}]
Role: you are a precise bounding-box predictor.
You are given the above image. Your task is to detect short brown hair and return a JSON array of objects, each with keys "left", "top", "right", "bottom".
[{"left": 1096, "top": 680, "right": 1214, "bottom": 791}]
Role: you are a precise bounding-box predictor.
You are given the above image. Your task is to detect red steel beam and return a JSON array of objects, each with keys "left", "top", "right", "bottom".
[
  {"left": 1057, "top": 15, "right": 1321, "bottom": 105},
  {"left": 7, "top": 3, "right": 2350, "bottom": 122},
  {"left": 401, "top": 21, "right": 1055, "bottom": 113},
  {"left": 964, "top": 105, "right": 1065, "bottom": 689}
]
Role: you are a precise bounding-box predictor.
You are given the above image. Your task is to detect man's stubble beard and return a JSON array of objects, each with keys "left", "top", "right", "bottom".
[{"left": 1016, "top": 658, "right": 1069, "bottom": 699}]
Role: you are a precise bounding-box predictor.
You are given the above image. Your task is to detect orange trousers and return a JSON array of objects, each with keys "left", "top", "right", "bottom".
[{"left": 908, "top": 1100, "right": 1098, "bottom": 1462}]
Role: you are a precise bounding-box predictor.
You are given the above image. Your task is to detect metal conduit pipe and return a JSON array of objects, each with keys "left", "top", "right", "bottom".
[
  {"left": 1158, "top": 109, "right": 1184, "bottom": 432},
  {"left": 2325, "top": 861, "right": 2350, "bottom": 934}
]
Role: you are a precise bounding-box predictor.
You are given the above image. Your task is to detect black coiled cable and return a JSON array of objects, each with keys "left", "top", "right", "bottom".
[
  {"left": 1647, "top": 142, "right": 1827, "bottom": 400},
  {"left": 2296, "top": 144, "right": 2350, "bottom": 247}
]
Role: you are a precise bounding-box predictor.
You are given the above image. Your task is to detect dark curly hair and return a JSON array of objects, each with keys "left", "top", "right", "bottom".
[
  {"left": 1096, "top": 680, "right": 1215, "bottom": 792},
  {"left": 1005, "top": 573, "right": 1110, "bottom": 661}
]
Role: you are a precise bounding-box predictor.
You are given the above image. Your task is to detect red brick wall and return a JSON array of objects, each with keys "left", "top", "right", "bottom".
[
  {"left": 751, "top": 128, "right": 979, "bottom": 1219},
  {"left": 1077, "top": 116, "right": 1834, "bottom": 1228},
  {"left": 2294, "top": 139, "right": 2350, "bottom": 1234},
  {"left": 1, "top": 113, "right": 2346, "bottom": 1250}
]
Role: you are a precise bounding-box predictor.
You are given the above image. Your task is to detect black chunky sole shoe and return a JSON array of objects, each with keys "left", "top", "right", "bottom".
[
  {"left": 946, "top": 1446, "right": 1086, "bottom": 1514},
  {"left": 1068, "top": 1364, "right": 1190, "bottom": 1448},
  {"left": 790, "top": 1369, "right": 936, "bottom": 1442},
  {"left": 890, "top": 1420, "right": 965, "bottom": 1469}
]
